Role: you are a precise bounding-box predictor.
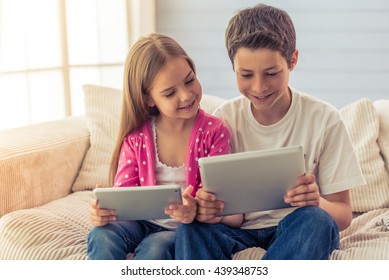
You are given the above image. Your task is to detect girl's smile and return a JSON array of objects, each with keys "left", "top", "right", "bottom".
[{"left": 178, "top": 99, "right": 196, "bottom": 110}]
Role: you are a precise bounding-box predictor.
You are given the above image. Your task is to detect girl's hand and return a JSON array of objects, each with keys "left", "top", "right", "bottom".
[
  {"left": 195, "top": 188, "right": 224, "bottom": 224},
  {"left": 89, "top": 184, "right": 117, "bottom": 226},
  {"left": 165, "top": 185, "right": 197, "bottom": 224},
  {"left": 284, "top": 173, "right": 321, "bottom": 207}
]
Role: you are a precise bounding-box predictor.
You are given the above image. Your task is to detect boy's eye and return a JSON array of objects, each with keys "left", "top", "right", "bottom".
[
  {"left": 266, "top": 71, "right": 280, "bottom": 76},
  {"left": 240, "top": 73, "right": 252, "bottom": 78}
]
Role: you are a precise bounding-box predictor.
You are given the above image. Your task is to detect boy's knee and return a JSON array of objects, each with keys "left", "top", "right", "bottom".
[
  {"left": 294, "top": 207, "right": 338, "bottom": 231},
  {"left": 176, "top": 221, "right": 212, "bottom": 239}
]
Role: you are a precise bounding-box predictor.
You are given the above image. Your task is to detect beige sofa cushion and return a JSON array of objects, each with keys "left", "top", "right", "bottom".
[
  {"left": 373, "top": 100, "right": 389, "bottom": 173},
  {"left": 72, "top": 85, "right": 122, "bottom": 191},
  {"left": 340, "top": 98, "right": 389, "bottom": 212},
  {"left": 72, "top": 84, "right": 226, "bottom": 191},
  {"left": 0, "top": 191, "right": 93, "bottom": 260},
  {"left": 0, "top": 117, "right": 89, "bottom": 217}
]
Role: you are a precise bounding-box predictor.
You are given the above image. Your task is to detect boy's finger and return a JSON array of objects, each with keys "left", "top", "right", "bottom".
[{"left": 195, "top": 188, "right": 216, "bottom": 201}]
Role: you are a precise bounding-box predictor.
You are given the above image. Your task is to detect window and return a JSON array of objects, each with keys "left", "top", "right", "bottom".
[{"left": 0, "top": 0, "right": 155, "bottom": 130}]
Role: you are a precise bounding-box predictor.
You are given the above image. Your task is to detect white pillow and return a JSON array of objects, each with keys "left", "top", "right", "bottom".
[
  {"left": 200, "top": 94, "right": 226, "bottom": 114},
  {"left": 373, "top": 100, "right": 389, "bottom": 174},
  {"left": 340, "top": 98, "right": 389, "bottom": 212},
  {"left": 72, "top": 85, "right": 122, "bottom": 191}
]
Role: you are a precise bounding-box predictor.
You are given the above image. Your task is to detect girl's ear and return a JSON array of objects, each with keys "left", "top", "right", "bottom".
[
  {"left": 289, "top": 49, "right": 299, "bottom": 71},
  {"left": 146, "top": 95, "right": 155, "bottom": 107}
]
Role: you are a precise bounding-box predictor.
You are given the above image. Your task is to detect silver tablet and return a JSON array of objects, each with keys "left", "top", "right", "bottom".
[
  {"left": 93, "top": 184, "right": 182, "bottom": 220},
  {"left": 198, "top": 145, "right": 306, "bottom": 215}
]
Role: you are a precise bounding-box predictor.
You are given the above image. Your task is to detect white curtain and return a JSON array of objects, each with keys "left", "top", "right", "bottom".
[{"left": 0, "top": 0, "right": 140, "bottom": 130}]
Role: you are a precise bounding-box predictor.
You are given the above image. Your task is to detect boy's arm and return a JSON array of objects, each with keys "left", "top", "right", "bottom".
[
  {"left": 284, "top": 173, "right": 352, "bottom": 231},
  {"left": 320, "top": 191, "right": 352, "bottom": 231},
  {"left": 219, "top": 214, "right": 244, "bottom": 228}
]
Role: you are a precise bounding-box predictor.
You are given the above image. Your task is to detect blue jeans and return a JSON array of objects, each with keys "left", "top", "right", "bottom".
[
  {"left": 87, "top": 220, "right": 175, "bottom": 260},
  {"left": 175, "top": 206, "right": 339, "bottom": 260}
]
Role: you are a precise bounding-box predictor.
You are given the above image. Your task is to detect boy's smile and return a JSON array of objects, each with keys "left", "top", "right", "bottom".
[{"left": 233, "top": 47, "right": 298, "bottom": 125}]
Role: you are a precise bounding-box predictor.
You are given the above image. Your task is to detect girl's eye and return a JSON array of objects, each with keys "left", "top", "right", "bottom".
[
  {"left": 185, "top": 78, "right": 195, "bottom": 85},
  {"left": 165, "top": 91, "right": 175, "bottom": 97}
]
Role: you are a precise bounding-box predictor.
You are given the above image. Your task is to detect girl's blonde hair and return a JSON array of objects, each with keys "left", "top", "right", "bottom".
[{"left": 109, "top": 33, "right": 196, "bottom": 185}]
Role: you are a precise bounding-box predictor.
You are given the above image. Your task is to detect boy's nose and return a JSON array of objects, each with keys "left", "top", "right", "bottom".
[{"left": 251, "top": 75, "right": 268, "bottom": 94}]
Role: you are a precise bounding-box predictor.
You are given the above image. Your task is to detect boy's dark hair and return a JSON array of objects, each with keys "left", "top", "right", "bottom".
[{"left": 225, "top": 3, "right": 296, "bottom": 68}]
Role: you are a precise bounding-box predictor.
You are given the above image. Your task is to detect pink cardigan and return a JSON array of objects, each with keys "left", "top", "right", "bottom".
[{"left": 114, "top": 109, "right": 231, "bottom": 197}]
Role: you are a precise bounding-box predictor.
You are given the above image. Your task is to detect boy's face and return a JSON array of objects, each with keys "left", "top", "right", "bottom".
[{"left": 233, "top": 47, "right": 297, "bottom": 123}]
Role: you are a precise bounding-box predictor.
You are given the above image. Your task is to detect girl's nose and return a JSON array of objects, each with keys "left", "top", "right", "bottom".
[{"left": 179, "top": 88, "right": 191, "bottom": 101}]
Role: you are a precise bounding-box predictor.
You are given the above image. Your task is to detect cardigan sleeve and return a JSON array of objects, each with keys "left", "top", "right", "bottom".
[
  {"left": 113, "top": 122, "right": 157, "bottom": 187},
  {"left": 187, "top": 112, "right": 232, "bottom": 195},
  {"left": 114, "top": 136, "right": 141, "bottom": 187},
  {"left": 207, "top": 121, "right": 231, "bottom": 157}
]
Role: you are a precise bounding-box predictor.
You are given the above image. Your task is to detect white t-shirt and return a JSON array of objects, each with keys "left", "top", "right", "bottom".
[{"left": 213, "top": 87, "right": 365, "bottom": 229}]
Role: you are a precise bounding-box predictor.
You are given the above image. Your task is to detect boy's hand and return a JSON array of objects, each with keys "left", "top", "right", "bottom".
[
  {"left": 195, "top": 188, "right": 224, "bottom": 224},
  {"left": 284, "top": 173, "right": 321, "bottom": 207},
  {"left": 89, "top": 184, "right": 117, "bottom": 226},
  {"left": 165, "top": 185, "right": 197, "bottom": 224}
]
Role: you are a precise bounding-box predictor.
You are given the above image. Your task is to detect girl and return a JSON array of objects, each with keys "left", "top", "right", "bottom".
[{"left": 87, "top": 33, "right": 242, "bottom": 260}]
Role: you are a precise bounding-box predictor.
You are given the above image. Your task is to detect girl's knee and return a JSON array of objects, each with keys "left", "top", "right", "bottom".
[{"left": 88, "top": 224, "right": 118, "bottom": 245}]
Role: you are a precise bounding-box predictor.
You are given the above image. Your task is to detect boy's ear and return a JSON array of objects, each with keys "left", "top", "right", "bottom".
[{"left": 289, "top": 49, "right": 299, "bottom": 71}]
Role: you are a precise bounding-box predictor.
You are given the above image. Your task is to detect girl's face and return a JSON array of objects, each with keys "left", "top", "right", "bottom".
[
  {"left": 233, "top": 47, "right": 298, "bottom": 124},
  {"left": 148, "top": 57, "right": 202, "bottom": 121}
]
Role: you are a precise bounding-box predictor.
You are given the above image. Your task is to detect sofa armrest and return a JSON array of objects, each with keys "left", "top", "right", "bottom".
[{"left": 0, "top": 117, "right": 90, "bottom": 217}]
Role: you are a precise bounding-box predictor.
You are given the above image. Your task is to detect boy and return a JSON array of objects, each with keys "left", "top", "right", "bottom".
[{"left": 175, "top": 4, "right": 365, "bottom": 260}]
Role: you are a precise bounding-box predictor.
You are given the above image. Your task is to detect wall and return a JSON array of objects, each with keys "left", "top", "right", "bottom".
[{"left": 156, "top": 0, "right": 389, "bottom": 108}]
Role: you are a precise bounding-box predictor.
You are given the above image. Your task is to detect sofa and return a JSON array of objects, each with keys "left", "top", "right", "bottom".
[{"left": 1, "top": 84, "right": 389, "bottom": 260}]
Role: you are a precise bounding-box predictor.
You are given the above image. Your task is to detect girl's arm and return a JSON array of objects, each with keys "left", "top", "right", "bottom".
[
  {"left": 89, "top": 184, "right": 116, "bottom": 226},
  {"left": 165, "top": 185, "right": 197, "bottom": 224},
  {"left": 195, "top": 119, "right": 244, "bottom": 226},
  {"left": 114, "top": 137, "right": 140, "bottom": 187}
]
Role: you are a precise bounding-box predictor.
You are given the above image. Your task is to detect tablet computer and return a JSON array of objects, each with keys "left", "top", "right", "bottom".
[
  {"left": 198, "top": 145, "right": 305, "bottom": 215},
  {"left": 93, "top": 184, "right": 182, "bottom": 220}
]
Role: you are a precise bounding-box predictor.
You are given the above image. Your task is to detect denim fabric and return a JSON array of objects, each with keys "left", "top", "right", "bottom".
[
  {"left": 175, "top": 206, "right": 339, "bottom": 260},
  {"left": 87, "top": 220, "right": 175, "bottom": 260}
]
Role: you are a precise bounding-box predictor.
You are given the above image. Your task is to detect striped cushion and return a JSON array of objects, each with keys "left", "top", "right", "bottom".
[
  {"left": 340, "top": 98, "right": 389, "bottom": 212},
  {"left": 330, "top": 208, "right": 389, "bottom": 259},
  {"left": 0, "top": 191, "right": 93, "bottom": 260}
]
